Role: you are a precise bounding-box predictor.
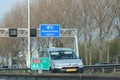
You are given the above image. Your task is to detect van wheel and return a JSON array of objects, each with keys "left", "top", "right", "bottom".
[
  {"left": 49, "top": 67, "right": 53, "bottom": 73},
  {"left": 49, "top": 68, "right": 51, "bottom": 73}
]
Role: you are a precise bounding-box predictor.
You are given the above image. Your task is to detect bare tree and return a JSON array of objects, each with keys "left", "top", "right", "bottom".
[
  {"left": 0, "top": 0, "right": 120, "bottom": 66},
  {"left": 114, "top": 0, "right": 120, "bottom": 37}
]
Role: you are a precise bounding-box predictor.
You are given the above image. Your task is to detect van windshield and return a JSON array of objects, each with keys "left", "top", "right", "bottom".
[{"left": 50, "top": 51, "right": 77, "bottom": 60}]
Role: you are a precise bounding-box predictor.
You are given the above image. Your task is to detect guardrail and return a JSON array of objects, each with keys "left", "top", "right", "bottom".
[
  {"left": 0, "top": 68, "right": 30, "bottom": 73},
  {"left": 0, "top": 64, "right": 120, "bottom": 73},
  {"left": 84, "top": 64, "right": 120, "bottom": 73},
  {"left": 0, "top": 65, "right": 120, "bottom": 80}
]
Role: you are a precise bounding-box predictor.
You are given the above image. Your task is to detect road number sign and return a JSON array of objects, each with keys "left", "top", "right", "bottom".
[{"left": 31, "top": 57, "right": 50, "bottom": 70}]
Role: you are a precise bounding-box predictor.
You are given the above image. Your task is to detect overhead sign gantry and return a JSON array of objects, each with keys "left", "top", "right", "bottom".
[{"left": 0, "top": 26, "right": 79, "bottom": 69}]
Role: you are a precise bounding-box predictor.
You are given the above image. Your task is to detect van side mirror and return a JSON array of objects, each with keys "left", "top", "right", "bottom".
[{"left": 79, "top": 57, "right": 83, "bottom": 60}]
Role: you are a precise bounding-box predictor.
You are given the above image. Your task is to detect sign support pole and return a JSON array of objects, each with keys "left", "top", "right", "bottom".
[
  {"left": 27, "top": 0, "right": 30, "bottom": 68},
  {"left": 74, "top": 29, "right": 79, "bottom": 58}
]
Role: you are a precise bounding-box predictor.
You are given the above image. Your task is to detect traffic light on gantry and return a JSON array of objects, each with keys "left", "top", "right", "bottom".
[
  {"left": 9, "top": 28, "right": 17, "bottom": 37},
  {"left": 30, "top": 28, "right": 37, "bottom": 37}
]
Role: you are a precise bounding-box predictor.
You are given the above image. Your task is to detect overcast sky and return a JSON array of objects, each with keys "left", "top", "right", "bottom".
[{"left": 0, "top": 0, "right": 25, "bottom": 20}]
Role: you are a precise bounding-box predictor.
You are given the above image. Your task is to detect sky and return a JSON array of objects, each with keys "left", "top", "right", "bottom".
[{"left": 0, "top": 0, "right": 24, "bottom": 20}]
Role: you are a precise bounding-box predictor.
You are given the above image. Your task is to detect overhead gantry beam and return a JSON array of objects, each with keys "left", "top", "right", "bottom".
[{"left": 0, "top": 28, "right": 77, "bottom": 38}]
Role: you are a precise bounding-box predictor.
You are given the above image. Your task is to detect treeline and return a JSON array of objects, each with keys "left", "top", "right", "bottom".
[{"left": 0, "top": 0, "right": 120, "bottom": 66}]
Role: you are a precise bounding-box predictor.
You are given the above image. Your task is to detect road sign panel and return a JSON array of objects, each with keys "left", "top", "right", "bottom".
[
  {"left": 41, "top": 57, "right": 50, "bottom": 70},
  {"left": 40, "top": 24, "right": 60, "bottom": 37},
  {"left": 30, "top": 57, "right": 50, "bottom": 70}
]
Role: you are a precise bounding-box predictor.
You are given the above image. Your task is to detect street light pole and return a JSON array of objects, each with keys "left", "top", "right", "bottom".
[{"left": 27, "top": 0, "right": 30, "bottom": 68}]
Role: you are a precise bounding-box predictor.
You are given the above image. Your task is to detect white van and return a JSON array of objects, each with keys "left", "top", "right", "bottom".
[{"left": 39, "top": 47, "right": 84, "bottom": 73}]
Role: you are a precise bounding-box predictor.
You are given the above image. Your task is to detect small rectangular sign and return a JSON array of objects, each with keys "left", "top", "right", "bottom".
[
  {"left": 40, "top": 24, "right": 60, "bottom": 37},
  {"left": 30, "top": 57, "right": 50, "bottom": 70}
]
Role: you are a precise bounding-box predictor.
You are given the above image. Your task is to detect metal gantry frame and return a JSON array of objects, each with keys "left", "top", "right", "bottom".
[
  {"left": 0, "top": 28, "right": 79, "bottom": 66},
  {"left": 0, "top": 28, "right": 77, "bottom": 37}
]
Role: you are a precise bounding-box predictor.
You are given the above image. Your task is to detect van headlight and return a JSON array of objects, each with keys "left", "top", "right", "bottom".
[
  {"left": 55, "top": 63, "right": 61, "bottom": 67},
  {"left": 78, "top": 62, "right": 84, "bottom": 67}
]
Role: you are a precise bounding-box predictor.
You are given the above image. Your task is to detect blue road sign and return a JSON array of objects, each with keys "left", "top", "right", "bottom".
[{"left": 40, "top": 24, "right": 60, "bottom": 37}]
